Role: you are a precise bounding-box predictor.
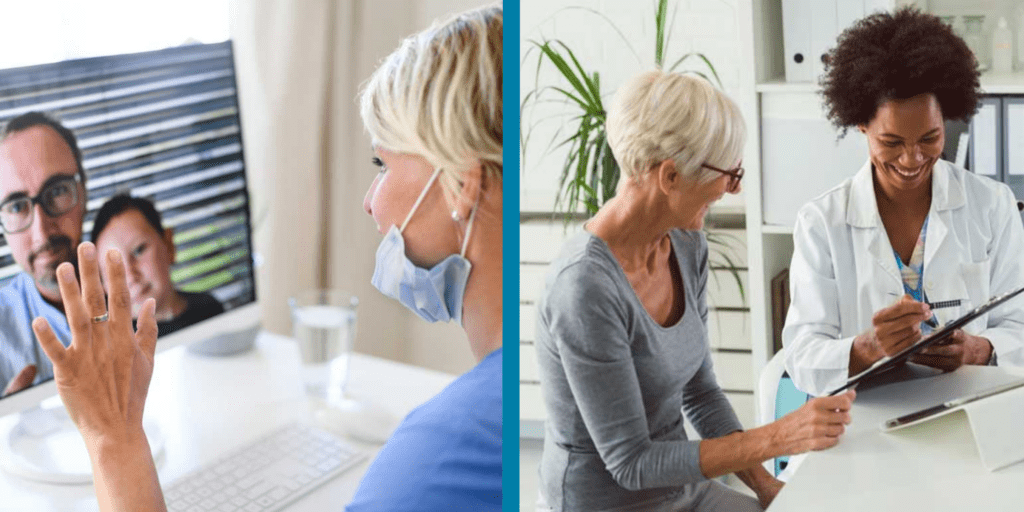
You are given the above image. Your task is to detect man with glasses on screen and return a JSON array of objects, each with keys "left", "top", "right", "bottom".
[{"left": 0, "top": 112, "right": 86, "bottom": 396}]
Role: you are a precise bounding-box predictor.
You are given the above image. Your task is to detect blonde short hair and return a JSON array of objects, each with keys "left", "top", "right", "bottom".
[
  {"left": 360, "top": 4, "right": 502, "bottom": 196},
  {"left": 605, "top": 70, "right": 745, "bottom": 184}
]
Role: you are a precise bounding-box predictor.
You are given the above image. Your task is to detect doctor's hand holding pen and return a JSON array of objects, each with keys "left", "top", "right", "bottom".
[
  {"left": 849, "top": 294, "right": 993, "bottom": 375},
  {"left": 31, "top": 242, "right": 166, "bottom": 512}
]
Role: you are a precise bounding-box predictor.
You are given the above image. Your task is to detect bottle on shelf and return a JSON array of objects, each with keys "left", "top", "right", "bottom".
[
  {"left": 1016, "top": 2, "right": 1024, "bottom": 70},
  {"left": 964, "top": 15, "right": 989, "bottom": 71},
  {"left": 993, "top": 16, "right": 1014, "bottom": 74}
]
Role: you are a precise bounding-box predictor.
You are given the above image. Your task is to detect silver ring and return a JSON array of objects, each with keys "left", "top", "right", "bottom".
[{"left": 91, "top": 313, "right": 109, "bottom": 323}]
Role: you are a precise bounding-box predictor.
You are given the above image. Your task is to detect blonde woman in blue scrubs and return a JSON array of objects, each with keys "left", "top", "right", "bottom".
[{"left": 28, "top": 5, "right": 503, "bottom": 511}]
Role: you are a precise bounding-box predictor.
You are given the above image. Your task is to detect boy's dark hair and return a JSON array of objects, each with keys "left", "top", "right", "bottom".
[
  {"left": 821, "top": 7, "right": 981, "bottom": 133},
  {"left": 91, "top": 194, "right": 165, "bottom": 244}
]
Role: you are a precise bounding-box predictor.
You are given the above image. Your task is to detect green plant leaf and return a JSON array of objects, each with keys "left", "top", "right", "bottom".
[
  {"left": 655, "top": 0, "right": 668, "bottom": 68},
  {"left": 532, "top": 39, "right": 597, "bottom": 105},
  {"left": 667, "top": 52, "right": 722, "bottom": 88}
]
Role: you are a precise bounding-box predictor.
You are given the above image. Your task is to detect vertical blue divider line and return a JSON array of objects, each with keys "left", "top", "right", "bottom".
[{"left": 502, "top": 1, "right": 521, "bottom": 511}]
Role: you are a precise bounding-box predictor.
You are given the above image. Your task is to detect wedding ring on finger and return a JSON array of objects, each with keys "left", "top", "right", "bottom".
[{"left": 91, "top": 312, "right": 109, "bottom": 323}]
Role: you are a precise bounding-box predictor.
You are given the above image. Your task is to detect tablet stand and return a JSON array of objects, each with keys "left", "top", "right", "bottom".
[{"left": 961, "top": 384, "right": 1024, "bottom": 471}]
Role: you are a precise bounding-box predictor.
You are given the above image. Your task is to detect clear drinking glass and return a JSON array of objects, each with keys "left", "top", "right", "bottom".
[
  {"left": 288, "top": 289, "right": 397, "bottom": 444},
  {"left": 288, "top": 289, "right": 358, "bottom": 402}
]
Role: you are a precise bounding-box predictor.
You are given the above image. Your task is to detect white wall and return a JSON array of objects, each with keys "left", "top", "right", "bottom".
[{"left": 521, "top": 0, "right": 749, "bottom": 212}]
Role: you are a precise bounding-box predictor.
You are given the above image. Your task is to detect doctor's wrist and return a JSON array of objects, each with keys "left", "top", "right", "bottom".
[
  {"left": 849, "top": 332, "right": 884, "bottom": 376},
  {"left": 968, "top": 335, "right": 994, "bottom": 366}
]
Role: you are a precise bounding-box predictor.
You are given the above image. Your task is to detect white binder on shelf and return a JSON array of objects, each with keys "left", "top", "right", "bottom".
[
  {"left": 1002, "top": 99, "right": 1024, "bottom": 206},
  {"left": 809, "top": 0, "right": 838, "bottom": 82},
  {"left": 782, "top": 0, "right": 813, "bottom": 82},
  {"left": 882, "top": 379, "right": 1024, "bottom": 472},
  {"left": 971, "top": 98, "right": 1001, "bottom": 178},
  {"left": 836, "top": 0, "right": 864, "bottom": 36}
]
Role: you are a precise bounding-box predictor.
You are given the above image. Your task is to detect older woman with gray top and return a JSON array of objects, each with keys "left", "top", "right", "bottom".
[{"left": 534, "top": 70, "right": 857, "bottom": 512}]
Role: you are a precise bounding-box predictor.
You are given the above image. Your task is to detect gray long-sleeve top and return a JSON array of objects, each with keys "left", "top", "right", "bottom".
[{"left": 535, "top": 229, "right": 742, "bottom": 511}]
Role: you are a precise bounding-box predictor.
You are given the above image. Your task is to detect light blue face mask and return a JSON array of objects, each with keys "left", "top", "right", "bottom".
[{"left": 370, "top": 167, "right": 477, "bottom": 324}]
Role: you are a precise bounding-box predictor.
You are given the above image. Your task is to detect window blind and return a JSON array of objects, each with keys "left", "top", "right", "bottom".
[{"left": 0, "top": 41, "right": 256, "bottom": 311}]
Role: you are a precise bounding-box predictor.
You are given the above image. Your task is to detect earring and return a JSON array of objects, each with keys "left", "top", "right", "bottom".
[{"left": 452, "top": 210, "right": 463, "bottom": 222}]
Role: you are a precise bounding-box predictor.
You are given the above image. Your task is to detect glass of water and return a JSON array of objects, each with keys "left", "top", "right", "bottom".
[
  {"left": 288, "top": 289, "right": 358, "bottom": 402},
  {"left": 288, "top": 289, "right": 397, "bottom": 444}
]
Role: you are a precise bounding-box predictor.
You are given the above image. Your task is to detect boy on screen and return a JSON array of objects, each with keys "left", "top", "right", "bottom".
[
  {"left": 91, "top": 194, "right": 224, "bottom": 336},
  {"left": 0, "top": 112, "right": 84, "bottom": 395}
]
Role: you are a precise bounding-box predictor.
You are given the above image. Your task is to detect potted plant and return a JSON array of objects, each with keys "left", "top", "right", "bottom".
[{"left": 521, "top": 0, "right": 746, "bottom": 295}]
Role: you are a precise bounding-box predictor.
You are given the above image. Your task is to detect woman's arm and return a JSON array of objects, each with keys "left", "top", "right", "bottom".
[
  {"left": 698, "top": 391, "right": 856, "bottom": 478},
  {"left": 32, "top": 243, "right": 165, "bottom": 512}
]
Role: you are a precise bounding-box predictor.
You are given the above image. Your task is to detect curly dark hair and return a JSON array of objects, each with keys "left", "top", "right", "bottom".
[{"left": 820, "top": 7, "right": 981, "bottom": 133}]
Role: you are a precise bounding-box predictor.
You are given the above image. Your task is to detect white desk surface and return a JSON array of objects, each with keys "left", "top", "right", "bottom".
[
  {"left": 0, "top": 331, "right": 457, "bottom": 511},
  {"left": 768, "top": 365, "right": 1024, "bottom": 512}
]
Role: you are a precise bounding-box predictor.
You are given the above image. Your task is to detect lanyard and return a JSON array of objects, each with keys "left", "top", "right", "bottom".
[{"left": 893, "top": 215, "right": 932, "bottom": 331}]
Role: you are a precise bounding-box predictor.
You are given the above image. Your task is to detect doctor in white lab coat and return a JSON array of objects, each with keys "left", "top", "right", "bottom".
[
  {"left": 783, "top": 157, "right": 1024, "bottom": 396},
  {"left": 780, "top": 8, "right": 1024, "bottom": 397}
]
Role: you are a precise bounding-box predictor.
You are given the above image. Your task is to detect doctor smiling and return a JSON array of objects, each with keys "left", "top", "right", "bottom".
[{"left": 783, "top": 7, "right": 1024, "bottom": 397}]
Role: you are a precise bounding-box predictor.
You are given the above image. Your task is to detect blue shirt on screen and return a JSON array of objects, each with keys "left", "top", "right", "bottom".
[
  {"left": 0, "top": 272, "right": 71, "bottom": 392},
  {"left": 346, "top": 346, "right": 502, "bottom": 511}
]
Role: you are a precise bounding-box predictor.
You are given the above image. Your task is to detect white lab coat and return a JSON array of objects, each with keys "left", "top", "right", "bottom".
[{"left": 782, "top": 159, "right": 1024, "bottom": 396}]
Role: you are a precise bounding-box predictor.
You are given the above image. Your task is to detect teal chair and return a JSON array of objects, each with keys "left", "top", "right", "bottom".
[{"left": 757, "top": 349, "right": 811, "bottom": 478}]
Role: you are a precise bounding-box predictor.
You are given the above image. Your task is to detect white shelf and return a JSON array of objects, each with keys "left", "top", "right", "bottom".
[
  {"left": 709, "top": 204, "right": 746, "bottom": 216},
  {"left": 755, "top": 80, "right": 819, "bottom": 93},
  {"left": 979, "top": 71, "right": 1024, "bottom": 94},
  {"left": 756, "top": 71, "right": 1024, "bottom": 94},
  {"left": 761, "top": 224, "right": 794, "bottom": 234}
]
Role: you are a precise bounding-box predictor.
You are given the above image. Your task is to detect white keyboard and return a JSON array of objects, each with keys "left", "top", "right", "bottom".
[{"left": 163, "top": 423, "right": 366, "bottom": 512}]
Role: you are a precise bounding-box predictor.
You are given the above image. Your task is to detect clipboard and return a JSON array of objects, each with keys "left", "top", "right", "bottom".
[{"left": 827, "top": 284, "right": 1024, "bottom": 396}]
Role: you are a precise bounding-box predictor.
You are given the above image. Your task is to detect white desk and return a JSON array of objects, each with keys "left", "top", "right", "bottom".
[
  {"left": 0, "top": 331, "right": 456, "bottom": 511},
  {"left": 768, "top": 365, "right": 1024, "bottom": 511}
]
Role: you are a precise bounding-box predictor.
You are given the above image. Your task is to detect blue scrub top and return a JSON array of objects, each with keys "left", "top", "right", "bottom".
[
  {"left": 346, "top": 347, "right": 503, "bottom": 511},
  {"left": 0, "top": 272, "right": 71, "bottom": 392}
]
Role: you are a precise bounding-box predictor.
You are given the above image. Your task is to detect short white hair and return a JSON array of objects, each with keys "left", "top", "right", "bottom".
[
  {"left": 359, "top": 4, "right": 502, "bottom": 196},
  {"left": 605, "top": 70, "right": 745, "bottom": 184}
]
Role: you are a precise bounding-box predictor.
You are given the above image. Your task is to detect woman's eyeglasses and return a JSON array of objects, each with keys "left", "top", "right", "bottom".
[
  {"left": 701, "top": 163, "right": 744, "bottom": 190},
  {"left": 0, "top": 173, "right": 82, "bottom": 234}
]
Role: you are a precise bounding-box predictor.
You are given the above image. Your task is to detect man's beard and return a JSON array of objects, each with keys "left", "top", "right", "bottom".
[{"left": 28, "top": 235, "right": 76, "bottom": 294}]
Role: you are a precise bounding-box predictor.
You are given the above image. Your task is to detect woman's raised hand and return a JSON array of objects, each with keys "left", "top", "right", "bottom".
[{"left": 31, "top": 242, "right": 158, "bottom": 448}]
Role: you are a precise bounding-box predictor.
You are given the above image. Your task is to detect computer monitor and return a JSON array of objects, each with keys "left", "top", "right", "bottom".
[{"left": 0, "top": 41, "right": 260, "bottom": 479}]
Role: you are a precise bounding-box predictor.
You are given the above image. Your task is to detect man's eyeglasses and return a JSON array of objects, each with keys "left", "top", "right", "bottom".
[
  {"left": 701, "top": 163, "right": 744, "bottom": 190},
  {"left": 0, "top": 173, "right": 82, "bottom": 234}
]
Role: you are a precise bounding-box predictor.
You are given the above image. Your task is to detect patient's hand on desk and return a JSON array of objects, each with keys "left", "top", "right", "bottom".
[
  {"left": 767, "top": 390, "right": 856, "bottom": 454},
  {"left": 31, "top": 242, "right": 165, "bottom": 512},
  {"left": 2, "top": 364, "right": 37, "bottom": 396}
]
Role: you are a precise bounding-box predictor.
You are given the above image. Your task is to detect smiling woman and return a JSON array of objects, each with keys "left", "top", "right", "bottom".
[
  {"left": 783, "top": 6, "right": 1024, "bottom": 397},
  {"left": 534, "top": 70, "right": 856, "bottom": 512}
]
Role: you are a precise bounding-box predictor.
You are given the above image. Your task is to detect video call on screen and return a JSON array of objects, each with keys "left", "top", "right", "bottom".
[{"left": 0, "top": 41, "right": 256, "bottom": 311}]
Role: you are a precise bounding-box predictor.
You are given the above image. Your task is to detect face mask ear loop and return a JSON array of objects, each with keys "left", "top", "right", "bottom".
[
  {"left": 459, "top": 202, "right": 479, "bottom": 257},
  {"left": 399, "top": 167, "right": 444, "bottom": 233}
]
